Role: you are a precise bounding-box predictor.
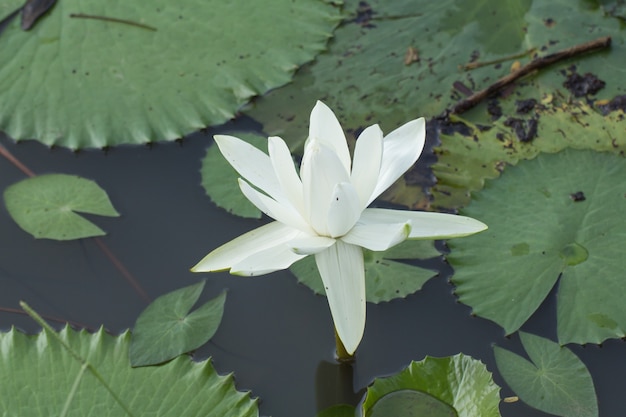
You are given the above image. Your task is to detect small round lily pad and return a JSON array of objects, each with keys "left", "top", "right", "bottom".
[{"left": 361, "top": 354, "right": 501, "bottom": 417}]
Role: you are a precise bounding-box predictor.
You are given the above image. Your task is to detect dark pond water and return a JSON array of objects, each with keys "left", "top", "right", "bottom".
[{"left": 0, "top": 122, "right": 624, "bottom": 417}]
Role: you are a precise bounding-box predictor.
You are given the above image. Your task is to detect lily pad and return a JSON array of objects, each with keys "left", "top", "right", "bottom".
[
  {"left": 246, "top": 0, "right": 624, "bottom": 150},
  {"left": 361, "top": 354, "right": 501, "bottom": 417},
  {"left": 494, "top": 332, "right": 598, "bottom": 417},
  {"left": 3, "top": 173, "right": 119, "bottom": 240},
  {"left": 367, "top": 390, "right": 456, "bottom": 417},
  {"left": 449, "top": 149, "right": 626, "bottom": 344},
  {"left": 0, "top": 0, "right": 341, "bottom": 148},
  {"left": 130, "top": 281, "right": 226, "bottom": 367},
  {"left": 246, "top": 0, "right": 531, "bottom": 149},
  {"left": 0, "top": 326, "right": 258, "bottom": 417},
  {"left": 595, "top": 0, "right": 626, "bottom": 19},
  {"left": 431, "top": 101, "right": 626, "bottom": 210},
  {"left": 291, "top": 239, "right": 440, "bottom": 303},
  {"left": 201, "top": 133, "right": 268, "bottom": 218},
  {"left": 245, "top": 0, "right": 624, "bottom": 209}
]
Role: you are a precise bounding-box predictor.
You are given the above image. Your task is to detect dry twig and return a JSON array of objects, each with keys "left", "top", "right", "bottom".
[{"left": 449, "top": 36, "right": 611, "bottom": 115}]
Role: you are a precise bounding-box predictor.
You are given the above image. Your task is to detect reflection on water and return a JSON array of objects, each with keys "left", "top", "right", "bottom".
[{"left": 316, "top": 360, "right": 363, "bottom": 412}]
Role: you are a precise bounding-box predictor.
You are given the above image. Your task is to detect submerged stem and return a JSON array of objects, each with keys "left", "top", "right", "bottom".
[{"left": 334, "top": 328, "right": 354, "bottom": 363}]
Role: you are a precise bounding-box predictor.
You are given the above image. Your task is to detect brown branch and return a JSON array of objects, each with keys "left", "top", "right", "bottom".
[
  {"left": 460, "top": 48, "right": 535, "bottom": 71},
  {"left": 94, "top": 238, "right": 151, "bottom": 302},
  {"left": 69, "top": 13, "right": 157, "bottom": 31},
  {"left": 449, "top": 36, "right": 612, "bottom": 115},
  {"left": 0, "top": 144, "right": 36, "bottom": 177}
]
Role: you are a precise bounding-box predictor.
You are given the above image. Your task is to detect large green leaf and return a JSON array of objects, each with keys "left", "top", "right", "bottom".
[
  {"left": 594, "top": 0, "right": 626, "bottom": 19},
  {"left": 494, "top": 332, "right": 598, "bottom": 417},
  {"left": 130, "top": 281, "right": 226, "bottom": 367},
  {"left": 0, "top": 0, "right": 341, "bottom": 149},
  {"left": 431, "top": 101, "right": 626, "bottom": 210},
  {"left": 291, "top": 239, "right": 440, "bottom": 303},
  {"left": 0, "top": 326, "right": 258, "bottom": 417},
  {"left": 367, "top": 390, "right": 456, "bottom": 417},
  {"left": 244, "top": 0, "right": 624, "bottom": 209},
  {"left": 246, "top": 0, "right": 531, "bottom": 149},
  {"left": 3, "top": 173, "right": 119, "bottom": 240},
  {"left": 361, "top": 354, "right": 501, "bottom": 417},
  {"left": 246, "top": 0, "right": 623, "bottom": 149},
  {"left": 449, "top": 150, "right": 626, "bottom": 344}
]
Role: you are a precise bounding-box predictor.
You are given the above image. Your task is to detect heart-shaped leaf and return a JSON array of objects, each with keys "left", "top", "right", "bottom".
[
  {"left": 4, "top": 173, "right": 119, "bottom": 240},
  {"left": 494, "top": 332, "right": 598, "bottom": 417},
  {"left": 130, "top": 281, "right": 226, "bottom": 366}
]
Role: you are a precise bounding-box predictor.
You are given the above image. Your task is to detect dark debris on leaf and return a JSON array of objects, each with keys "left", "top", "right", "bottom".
[
  {"left": 487, "top": 99, "right": 503, "bottom": 120},
  {"left": 453, "top": 81, "right": 474, "bottom": 97},
  {"left": 21, "top": 0, "right": 58, "bottom": 30},
  {"left": 438, "top": 118, "right": 474, "bottom": 137},
  {"left": 352, "top": 1, "right": 376, "bottom": 28},
  {"left": 596, "top": 95, "right": 626, "bottom": 115},
  {"left": 503, "top": 117, "right": 539, "bottom": 143},
  {"left": 404, "top": 119, "right": 438, "bottom": 188},
  {"left": 570, "top": 191, "right": 586, "bottom": 202},
  {"left": 515, "top": 99, "right": 537, "bottom": 114},
  {"left": 563, "top": 72, "right": 606, "bottom": 97}
]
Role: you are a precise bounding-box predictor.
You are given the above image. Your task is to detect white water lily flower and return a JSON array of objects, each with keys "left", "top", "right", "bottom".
[{"left": 192, "top": 101, "right": 487, "bottom": 355}]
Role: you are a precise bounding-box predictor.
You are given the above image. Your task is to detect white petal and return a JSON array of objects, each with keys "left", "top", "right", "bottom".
[
  {"left": 268, "top": 136, "right": 305, "bottom": 216},
  {"left": 301, "top": 142, "right": 350, "bottom": 236},
  {"left": 315, "top": 241, "right": 365, "bottom": 355},
  {"left": 287, "top": 235, "right": 336, "bottom": 255},
  {"left": 238, "top": 179, "right": 313, "bottom": 234},
  {"left": 360, "top": 208, "right": 487, "bottom": 239},
  {"left": 370, "top": 118, "right": 426, "bottom": 204},
  {"left": 230, "top": 245, "right": 306, "bottom": 276},
  {"left": 214, "top": 135, "right": 286, "bottom": 204},
  {"left": 327, "top": 182, "right": 361, "bottom": 238},
  {"left": 351, "top": 124, "right": 383, "bottom": 209},
  {"left": 341, "top": 221, "right": 410, "bottom": 251},
  {"left": 307, "top": 101, "right": 351, "bottom": 173},
  {"left": 191, "top": 222, "right": 301, "bottom": 273}
]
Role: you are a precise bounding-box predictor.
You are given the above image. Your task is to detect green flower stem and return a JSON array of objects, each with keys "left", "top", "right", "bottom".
[
  {"left": 61, "top": 363, "right": 88, "bottom": 417},
  {"left": 334, "top": 328, "right": 354, "bottom": 363},
  {"left": 20, "top": 301, "right": 136, "bottom": 417}
]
